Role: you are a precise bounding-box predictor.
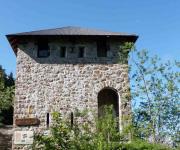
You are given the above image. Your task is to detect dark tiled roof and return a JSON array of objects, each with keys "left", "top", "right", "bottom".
[{"left": 7, "top": 26, "right": 137, "bottom": 37}]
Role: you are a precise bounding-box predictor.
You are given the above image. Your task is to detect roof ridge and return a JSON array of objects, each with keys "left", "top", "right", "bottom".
[{"left": 6, "top": 26, "right": 138, "bottom": 37}]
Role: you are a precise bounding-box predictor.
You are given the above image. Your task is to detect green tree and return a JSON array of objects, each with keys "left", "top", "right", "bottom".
[
  {"left": 129, "top": 47, "right": 180, "bottom": 147},
  {"left": 0, "top": 65, "right": 15, "bottom": 125}
]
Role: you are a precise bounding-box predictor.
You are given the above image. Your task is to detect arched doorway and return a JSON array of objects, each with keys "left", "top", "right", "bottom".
[{"left": 98, "top": 88, "right": 119, "bottom": 119}]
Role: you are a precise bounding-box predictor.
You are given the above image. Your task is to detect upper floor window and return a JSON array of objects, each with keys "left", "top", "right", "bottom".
[
  {"left": 37, "top": 40, "right": 50, "bottom": 58},
  {"left": 60, "top": 46, "right": 66, "bottom": 58},
  {"left": 97, "top": 40, "right": 108, "bottom": 57},
  {"left": 78, "top": 46, "right": 85, "bottom": 58}
]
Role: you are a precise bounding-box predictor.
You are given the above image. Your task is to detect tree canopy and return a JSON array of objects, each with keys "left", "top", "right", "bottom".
[
  {"left": 0, "top": 65, "right": 15, "bottom": 125},
  {"left": 129, "top": 46, "right": 180, "bottom": 147}
]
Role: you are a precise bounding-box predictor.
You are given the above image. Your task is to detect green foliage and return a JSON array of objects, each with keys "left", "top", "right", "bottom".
[
  {"left": 124, "top": 139, "right": 172, "bottom": 150},
  {"left": 33, "top": 106, "right": 121, "bottom": 150},
  {"left": 118, "top": 42, "right": 134, "bottom": 64},
  {"left": 34, "top": 112, "right": 75, "bottom": 150},
  {"left": 33, "top": 106, "right": 175, "bottom": 150},
  {"left": 128, "top": 45, "right": 180, "bottom": 147},
  {"left": 0, "top": 65, "right": 15, "bottom": 125}
]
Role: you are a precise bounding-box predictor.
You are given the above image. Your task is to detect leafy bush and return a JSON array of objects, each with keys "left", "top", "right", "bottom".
[
  {"left": 32, "top": 106, "right": 174, "bottom": 150},
  {"left": 124, "top": 139, "right": 172, "bottom": 150}
]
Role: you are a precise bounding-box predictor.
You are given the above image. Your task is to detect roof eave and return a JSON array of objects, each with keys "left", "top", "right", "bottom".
[{"left": 6, "top": 34, "right": 138, "bottom": 56}]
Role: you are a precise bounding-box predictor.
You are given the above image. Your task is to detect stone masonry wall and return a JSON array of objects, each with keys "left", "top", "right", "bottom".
[{"left": 13, "top": 39, "right": 131, "bottom": 149}]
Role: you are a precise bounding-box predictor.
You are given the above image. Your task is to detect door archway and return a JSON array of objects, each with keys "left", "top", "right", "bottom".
[{"left": 98, "top": 88, "right": 119, "bottom": 119}]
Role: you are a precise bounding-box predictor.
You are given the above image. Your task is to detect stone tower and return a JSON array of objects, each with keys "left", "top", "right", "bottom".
[{"left": 7, "top": 26, "right": 138, "bottom": 149}]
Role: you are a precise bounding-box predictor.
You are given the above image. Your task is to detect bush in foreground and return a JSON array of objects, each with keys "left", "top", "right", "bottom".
[{"left": 32, "top": 106, "right": 175, "bottom": 150}]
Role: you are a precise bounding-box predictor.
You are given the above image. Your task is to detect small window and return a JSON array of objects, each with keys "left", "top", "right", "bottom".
[
  {"left": 60, "top": 46, "right": 66, "bottom": 57},
  {"left": 46, "top": 113, "right": 49, "bottom": 128},
  {"left": 97, "top": 40, "right": 108, "bottom": 57},
  {"left": 78, "top": 47, "right": 85, "bottom": 58},
  {"left": 70, "top": 112, "right": 73, "bottom": 128},
  {"left": 37, "top": 40, "right": 50, "bottom": 58}
]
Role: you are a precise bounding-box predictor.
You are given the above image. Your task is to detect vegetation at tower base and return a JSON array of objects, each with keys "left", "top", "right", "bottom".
[
  {"left": 33, "top": 106, "right": 174, "bottom": 150},
  {"left": 0, "top": 65, "right": 15, "bottom": 126}
]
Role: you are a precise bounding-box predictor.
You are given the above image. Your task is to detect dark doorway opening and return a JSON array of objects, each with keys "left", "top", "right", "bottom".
[
  {"left": 0, "top": 106, "right": 13, "bottom": 125},
  {"left": 98, "top": 88, "right": 119, "bottom": 119}
]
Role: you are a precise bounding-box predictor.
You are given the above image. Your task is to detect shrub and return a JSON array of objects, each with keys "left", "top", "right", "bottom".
[{"left": 32, "top": 106, "right": 175, "bottom": 150}]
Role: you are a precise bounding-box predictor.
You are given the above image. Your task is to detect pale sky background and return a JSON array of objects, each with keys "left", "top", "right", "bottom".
[{"left": 0, "top": 0, "right": 179, "bottom": 75}]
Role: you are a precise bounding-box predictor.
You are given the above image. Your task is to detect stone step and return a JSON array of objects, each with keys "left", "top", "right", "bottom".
[{"left": 0, "top": 125, "right": 13, "bottom": 150}]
